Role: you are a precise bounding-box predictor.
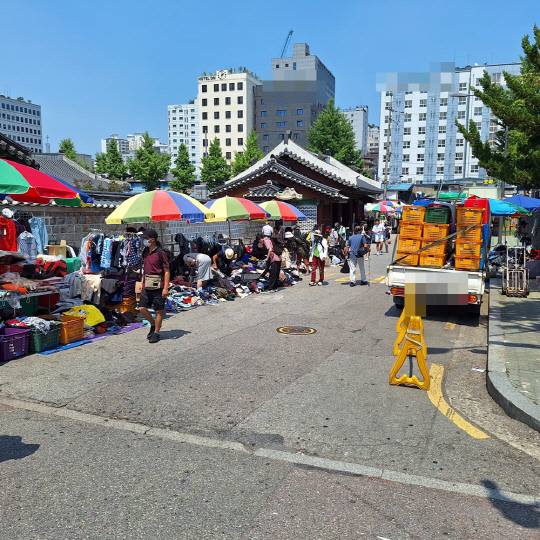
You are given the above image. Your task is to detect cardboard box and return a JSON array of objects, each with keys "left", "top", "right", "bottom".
[{"left": 47, "top": 239, "right": 67, "bottom": 258}]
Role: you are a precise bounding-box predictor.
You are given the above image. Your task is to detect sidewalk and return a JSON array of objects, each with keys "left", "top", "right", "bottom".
[{"left": 487, "top": 278, "right": 540, "bottom": 432}]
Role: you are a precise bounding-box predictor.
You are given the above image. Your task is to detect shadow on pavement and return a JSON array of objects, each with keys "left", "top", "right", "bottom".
[
  {"left": 0, "top": 435, "right": 40, "bottom": 463},
  {"left": 159, "top": 329, "right": 191, "bottom": 340},
  {"left": 482, "top": 480, "right": 540, "bottom": 529}
]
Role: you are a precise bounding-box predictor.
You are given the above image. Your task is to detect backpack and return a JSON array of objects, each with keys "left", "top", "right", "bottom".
[
  {"left": 294, "top": 236, "right": 309, "bottom": 256},
  {"left": 270, "top": 236, "right": 283, "bottom": 256}
]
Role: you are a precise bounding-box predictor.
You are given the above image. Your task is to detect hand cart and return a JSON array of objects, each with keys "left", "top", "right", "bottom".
[{"left": 502, "top": 246, "right": 529, "bottom": 297}]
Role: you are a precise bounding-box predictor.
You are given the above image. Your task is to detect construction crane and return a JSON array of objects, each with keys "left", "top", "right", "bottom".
[{"left": 280, "top": 30, "right": 293, "bottom": 58}]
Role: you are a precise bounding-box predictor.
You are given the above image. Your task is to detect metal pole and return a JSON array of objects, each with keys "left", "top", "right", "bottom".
[
  {"left": 498, "top": 126, "right": 509, "bottom": 245},
  {"left": 383, "top": 97, "right": 393, "bottom": 201}
]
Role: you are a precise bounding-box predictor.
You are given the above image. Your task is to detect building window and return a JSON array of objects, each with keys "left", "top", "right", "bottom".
[
  {"left": 238, "top": 138, "right": 243, "bottom": 145},
  {"left": 456, "top": 138, "right": 464, "bottom": 147},
  {"left": 457, "top": 111, "right": 466, "bottom": 119},
  {"left": 238, "top": 110, "right": 243, "bottom": 118},
  {"left": 238, "top": 124, "right": 243, "bottom": 132},
  {"left": 226, "top": 111, "right": 231, "bottom": 119},
  {"left": 437, "top": 166, "right": 445, "bottom": 174},
  {"left": 276, "top": 110, "right": 287, "bottom": 116},
  {"left": 225, "top": 97, "right": 231, "bottom": 105},
  {"left": 202, "top": 126, "right": 208, "bottom": 133},
  {"left": 418, "top": 127, "right": 426, "bottom": 135},
  {"left": 221, "top": 83, "right": 227, "bottom": 91},
  {"left": 214, "top": 112, "right": 219, "bottom": 119},
  {"left": 474, "top": 107, "right": 483, "bottom": 116},
  {"left": 297, "top": 120, "right": 303, "bottom": 127},
  {"left": 402, "top": 167, "right": 409, "bottom": 175},
  {"left": 297, "top": 109, "right": 303, "bottom": 115},
  {"left": 264, "top": 146, "right": 270, "bottom": 152},
  {"left": 202, "top": 112, "right": 208, "bottom": 120},
  {"left": 458, "top": 96, "right": 467, "bottom": 105},
  {"left": 403, "top": 141, "right": 410, "bottom": 149},
  {"left": 455, "top": 166, "right": 463, "bottom": 175},
  {"left": 226, "top": 125, "right": 231, "bottom": 132},
  {"left": 403, "top": 127, "right": 411, "bottom": 135},
  {"left": 419, "top": 99, "right": 427, "bottom": 107},
  {"left": 404, "top": 113, "right": 412, "bottom": 122},
  {"left": 403, "top": 154, "right": 410, "bottom": 162},
  {"left": 439, "top": 126, "right": 446, "bottom": 133},
  {"left": 278, "top": 134, "right": 284, "bottom": 140},
  {"left": 237, "top": 82, "right": 243, "bottom": 90},
  {"left": 405, "top": 100, "right": 412, "bottom": 108},
  {"left": 293, "top": 133, "right": 300, "bottom": 139},
  {"left": 214, "top": 125, "right": 220, "bottom": 133},
  {"left": 418, "top": 140, "right": 425, "bottom": 148},
  {"left": 471, "top": 164, "right": 479, "bottom": 173},
  {"left": 202, "top": 99, "right": 207, "bottom": 106},
  {"left": 261, "top": 122, "right": 267, "bottom": 128},
  {"left": 263, "top": 134, "right": 269, "bottom": 140},
  {"left": 237, "top": 96, "right": 243, "bottom": 105},
  {"left": 476, "top": 121, "right": 482, "bottom": 130},
  {"left": 419, "top": 113, "right": 427, "bottom": 121},
  {"left": 440, "top": 97, "right": 448, "bottom": 106},
  {"left": 226, "top": 152, "right": 232, "bottom": 159},
  {"left": 417, "top": 154, "right": 424, "bottom": 162},
  {"left": 214, "top": 84, "right": 219, "bottom": 91},
  {"left": 439, "top": 112, "right": 447, "bottom": 120},
  {"left": 459, "top": 82, "right": 467, "bottom": 91},
  {"left": 417, "top": 167, "right": 424, "bottom": 174},
  {"left": 226, "top": 138, "right": 231, "bottom": 146},
  {"left": 277, "top": 122, "right": 287, "bottom": 127},
  {"left": 214, "top": 98, "right": 219, "bottom": 106},
  {"left": 202, "top": 85, "right": 207, "bottom": 93},
  {"left": 438, "top": 140, "right": 446, "bottom": 147},
  {"left": 261, "top": 111, "right": 267, "bottom": 117},
  {"left": 229, "top": 83, "right": 235, "bottom": 91},
  {"left": 437, "top": 153, "right": 445, "bottom": 160},
  {"left": 455, "top": 152, "right": 463, "bottom": 160}
]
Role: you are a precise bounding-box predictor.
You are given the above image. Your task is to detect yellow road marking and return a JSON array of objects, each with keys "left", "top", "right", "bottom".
[
  {"left": 371, "top": 276, "right": 386, "bottom": 283},
  {"left": 428, "top": 364, "right": 490, "bottom": 439},
  {"left": 324, "top": 272, "right": 339, "bottom": 278},
  {"left": 444, "top": 322, "right": 456, "bottom": 330},
  {"left": 335, "top": 277, "right": 349, "bottom": 282}
]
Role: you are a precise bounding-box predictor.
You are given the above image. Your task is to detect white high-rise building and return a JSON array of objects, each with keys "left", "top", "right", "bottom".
[
  {"left": 377, "top": 62, "right": 522, "bottom": 185},
  {"left": 101, "top": 134, "right": 129, "bottom": 154},
  {"left": 0, "top": 96, "right": 43, "bottom": 153},
  {"left": 198, "top": 70, "right": 259, "bottom": 162},
  {"left": 341, "top": 106, "right": 368, "bottom": 155},
  {"left": 100, "top": 133, "right": 168, "bottom": 163},
  {"left": 167, "top": 101, "right": 200, "bottom": 175}
]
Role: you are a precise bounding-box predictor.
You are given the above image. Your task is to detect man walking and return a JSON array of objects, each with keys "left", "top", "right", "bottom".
[
  {"left": 138, "top": 229, "right": 170, "bottom": 344},
  {"left": 344, "top": 226, "right": 369, "bottom": 287},
  {"left": 372, "top": 218, "right": 386, "bottom": 255}
]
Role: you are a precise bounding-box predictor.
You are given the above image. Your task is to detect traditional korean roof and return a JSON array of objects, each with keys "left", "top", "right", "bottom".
[
  {"left": 211, "top": 139, "right": 381, "bottom": 199},
  {"left": 0, "top": 132, "right": 39, "bottom": 168}
]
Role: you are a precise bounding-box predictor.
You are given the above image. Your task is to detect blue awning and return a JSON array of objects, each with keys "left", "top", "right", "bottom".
[{"left": 387, "top": 184, "right": 414, "bottom": 190}]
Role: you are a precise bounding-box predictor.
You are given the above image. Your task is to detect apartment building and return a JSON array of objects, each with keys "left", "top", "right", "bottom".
[
  {"left": 377, "top": 62, "right": 522, "bottom": 185},
  {"left": 167, "top": 101, "right": 200, "bottom": 174},
  {"left": 0, "top": 96, "right": 43, "bottom": 153},
  {"left": 341, "top": 106, "right": 368, "bottom": 155},
  {"left": 198, "top": 70, "right": 259, "bottom": 162}
]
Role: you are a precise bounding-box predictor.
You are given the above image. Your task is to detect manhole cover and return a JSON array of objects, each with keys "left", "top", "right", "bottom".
[{"left": 277, "top": 326, "right": 317, "bottom": 335}]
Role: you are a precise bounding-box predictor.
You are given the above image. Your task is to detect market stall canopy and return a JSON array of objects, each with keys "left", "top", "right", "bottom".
[
  {"left": 105, "top": 190, "right": 213, "bottom": 224},
  {"left": 504, "top": 195, "right": 540, "bottom": 212},
  {"left": 259, "top": 200, "right": 306, "bottom": 221},
  {"left": 365, "top": 200, "right": 400, "bottom": 213},
  {"left": 489, "top": 199, "right": 532, "bottom": 216},
  {"left": 204, "top": 196, "right": 269, "bottom": 222}
]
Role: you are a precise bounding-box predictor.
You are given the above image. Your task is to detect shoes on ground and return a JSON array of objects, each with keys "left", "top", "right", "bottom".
[
  {"left": 350, "top": 282, "right": 356, "bottom": 287},
  {"left": 147, "top": 325, "right": 155, "bottom": 339},
  {"left": 317, "top": 282, "right": 323, "bottom": 286},
  {"left": 149, "top": 332, "right": 160, "bottom": 343},
  {"left": 309, "top": 282, "right": 316, "bottom": 286},
  {"left": 360, "top": 281, "right": 369, "bottom": 285}
]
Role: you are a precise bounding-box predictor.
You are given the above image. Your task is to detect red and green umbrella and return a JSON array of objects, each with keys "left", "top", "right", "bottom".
[
  {"left": 203, "top": 196, "right": 269, "bottom": 222},
  {"left": 106, "top": 189, "right": 213, "bottom": 224},
  {"left": 0, "top": 158, "right": 81, "bottom": 202},
  {"left": 259, "top": 200, "right": 307, "bottom": 221}
]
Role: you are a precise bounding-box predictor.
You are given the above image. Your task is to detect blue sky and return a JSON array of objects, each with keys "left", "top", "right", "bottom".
[{"left": 2, "top": 0, "right": 537, "bottom": 156}]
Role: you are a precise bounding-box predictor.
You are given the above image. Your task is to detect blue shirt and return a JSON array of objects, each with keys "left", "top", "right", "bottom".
[{"left": 347, "top": 233, "right": 366, "bottom": 257}]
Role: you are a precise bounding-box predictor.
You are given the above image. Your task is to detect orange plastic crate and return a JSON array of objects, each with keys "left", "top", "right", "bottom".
[
  {"left": 395, "top": 251, "right": 419, "bottom": 266},
  {"left": 402, "top": 206, "right": 426, "bottom": 224},
  {"left": 457, "top": 207, "right": 484, "bottom": 226},
  {"left": 41, "top": 315, "right": 85, "bottom": 345},
  {"left": 419, "top": 253, "right": 447, "bottom": 267},
  {"left": 398, "top": 237, "right": 422, "bottom": 253},
  {"left": 421, "top": 240, "right": 448, "bottom": 255},
  {"left": 456, "top": 225, "right": 483, "bottom": 242},
  {"left": 423, "top": 223, "right": 451, "bottom": 241},
  {"left": 399, "top": 223, "right": 424, "bottom": 239},
  {"left": 455, "top": 255, "right": 482, "bottom": 271},
  {"left": 456, "top": 241, "right": 482, "bottom": 257}
]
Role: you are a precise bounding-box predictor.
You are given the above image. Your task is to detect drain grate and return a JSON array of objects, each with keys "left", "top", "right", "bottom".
[{"left": 277, "top": 326, "right": 317, "bottom": 335}]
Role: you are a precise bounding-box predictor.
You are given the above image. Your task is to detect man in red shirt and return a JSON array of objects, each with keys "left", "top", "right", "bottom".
[{"left": 139, "top": 229, "right": 170, "bottom": 344}]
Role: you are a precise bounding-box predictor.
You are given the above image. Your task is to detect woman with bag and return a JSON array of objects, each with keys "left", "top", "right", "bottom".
[{"left": 308, "top": 230, "right": 328, "bottom": 286}]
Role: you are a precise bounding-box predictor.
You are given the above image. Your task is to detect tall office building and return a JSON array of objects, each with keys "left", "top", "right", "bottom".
[
  {"left": 198, "top": 71, "right": 259, "bottom": 162},
  {"left": 101, "top": 134, "right": 129, "bottom": 154},
  {"left": 256, "top": 43, "right": 335, "bottom": 154},
  {"left": 341, "top": 106, "right": 369, "bottom": 155},
  {"left": 377, "top": 62, "right": 522, "bottom": 185},
  {"left": 100, "top": 132, "right": 168, "bottom": 163},
  {"left": 0, "top": 96, "right": 43, "bottom": 153},
  {"left": 167, "top": 101, "right": 200, "bottom": 175}
]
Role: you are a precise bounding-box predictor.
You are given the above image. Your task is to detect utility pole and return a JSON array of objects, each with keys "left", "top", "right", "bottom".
[
  {"left": 382, "top": 99, "right": 393, "bottom": 201},
  {"left": 498, "top": 125, "right": 509, "bottom": 244}
]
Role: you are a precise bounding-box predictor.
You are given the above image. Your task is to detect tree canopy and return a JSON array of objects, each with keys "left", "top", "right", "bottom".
[
  {"left": 59, "top": 138, "right": 90, "bottom": 170},
  {"left": 307, "top": 99, "right": 372, "bottom": 177},
  {"left": 127, "top": 132, "right": 171, "bottom": 192},
  {"left": 456, "top": 25, "right": 540, "bottom": 190},
  {"left": 95, "top": 139, "right": 128, "bottom": 181},
  {"left": 169, "top": 143, "right": 197, "bottom": 193},
  {"left": 200, "top": 138, "right": 231, "bottom": 190},
  {"left": 231, "top": 130, "right": 263, "bottom": 176}
]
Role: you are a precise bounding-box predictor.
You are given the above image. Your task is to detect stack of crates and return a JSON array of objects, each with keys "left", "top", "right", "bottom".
[
  {"left": 455, "top": 207, "right": 485, "bottom": 270},
  {"left": 396, "top": 206, "right": 426, "bottom": 266},
  {"left": 420, "top": 206, "right": 451, "bottom": 267}
]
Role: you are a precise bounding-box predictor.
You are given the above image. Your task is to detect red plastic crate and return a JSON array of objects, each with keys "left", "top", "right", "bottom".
[{"left": 464, "top": 198, "right": 491, "bottom": 224}]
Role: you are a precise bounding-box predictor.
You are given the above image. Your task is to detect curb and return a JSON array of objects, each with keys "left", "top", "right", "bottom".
[{"left": 487, "top": 280, "right": 540, "bottom": 432}]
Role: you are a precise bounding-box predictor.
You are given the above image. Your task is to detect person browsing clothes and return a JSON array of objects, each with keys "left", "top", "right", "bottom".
[
  {"left": 344, "top": 225, "right": 369, "bottom": 287},
  {"left": 183, "top": 253, "right": 213, "bottom": 289},
  {"left": 138, "top": 229, "right": 170, "bottom": 344}
]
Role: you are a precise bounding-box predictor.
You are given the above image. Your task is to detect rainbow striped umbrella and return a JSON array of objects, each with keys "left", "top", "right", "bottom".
[
  {"left": 105, "top": 190, "right": 213, "bottom": 224},
  {"left": 204, "top": 196, "right": 269, "bottom": 222},
  {"left": 259, "top": 200, "right": 307, "bottom": 221}
]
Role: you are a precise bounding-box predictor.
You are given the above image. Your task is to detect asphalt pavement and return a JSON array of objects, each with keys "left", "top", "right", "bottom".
[{"left": 1, "top": 246, "right": 540, "bottom": 539}]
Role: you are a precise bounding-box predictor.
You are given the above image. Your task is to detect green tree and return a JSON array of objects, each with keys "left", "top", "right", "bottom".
[
  {"left": 59, "top": 138, "right": 90, "bottom": 170},
  {"left": 456, "top": 25, "right": 540, "bottom": 190},
  {"left": 94, "top": 152, "right": 107, "bottom": 175},
  {"left": 307, "top": 99, "right": 371, "bottom": 175},
  {"left": 231, "top": 130, "right": 263, "bottom": 176},
  {"left": 200, "top": 138, "right": 231, "bottom": 190},
  {"left": 127, "top": 132, "right": 171, "bottom": 191},
  {"left": 169, "top": 143, "right": 197, "bottom": 193},
  {"left": 105, "top": 139, "right": 128, "bottom": 180}
]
